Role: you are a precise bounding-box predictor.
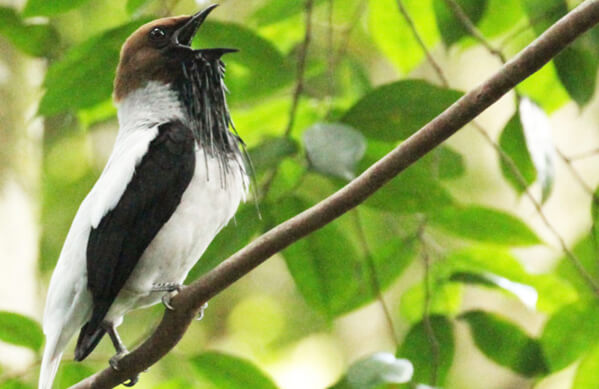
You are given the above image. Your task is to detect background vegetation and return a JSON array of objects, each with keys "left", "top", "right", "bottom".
[{"left": 1, "top": 0, "right": 599, "bottom": 388}]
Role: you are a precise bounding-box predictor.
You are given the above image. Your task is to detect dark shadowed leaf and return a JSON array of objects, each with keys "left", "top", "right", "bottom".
[
  {"left": 592, "top": 188, "right": 599, "bottom": 252},
  {"left": 186, "top": 204, "right": 262, "bottom": 281},
  {"left": 23, "top": 0, "right": 92, "bottom": 17},
  {"left": 397, "top": 315, "right": 455, "bottom": 386},
  {"left": 341, "top": 80, "right": 463, "bottom": 142},
  {"left": 39, "top": 19, "right": 148, "bottom": 116},
  {"left": 303, "top": 123, "right": 367, "bottom": 180},
  {"left": 518, "top": 97, "right": 555, "bottom": 201},
  {"left": 191, "top": 351, "right": 279, "bottom": 389},
  {"left": 499, "top": 113, "right": 536, "bottom": 194},
  {"left": 540, "top": 300, "right": 599, "bottom": 372},
  {"left": 430, "top": 205, "right": 541, "bottom": 246},
  {"left": 0, "top": 7, "right": 58, "bottom": 57},
  {"left": 460, "top": 310, "right": 548, "bottom": 376},
  {"left": 344, "top": 352, "right": 414, "bottom": 388},
  {"left": 433, "top": 0, "right": 489, "bottom": 47},
  {"left": 0, "top": 311, "right": 43, "bottom": 352},
  {"left": 247, "top": 137, "right": 299, "bottom": 175},
  {"left": 193, "top": 21, "right": 293, "bottom": 104},
  {"left": 573, "top": 342, "right": 599, "bottom": 389}
]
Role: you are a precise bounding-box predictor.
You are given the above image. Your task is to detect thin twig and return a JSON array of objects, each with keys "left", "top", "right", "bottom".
[
  {"left": 567, "top": 147, "right": 599, "bottom": 161},
  {"left": 70, "top": 3, "right": 599, "bottom": 387},
  {"left": 261, "top": 0, "right": 314, "bottom": 197},
  {"left": 396, "top": 0, "right": 449, "bottom": 86},
  {"left": 442, "top": 0, "right": 507, "bottom": 63},
  {"left": 353, "top": 210, "right": 400, "bottom": 347},
  {"left": 417, "top": 220, "right": 440, "bottom": 386},
  {"left": 556, "top": 147, "right": 595, "bottom": 195}
]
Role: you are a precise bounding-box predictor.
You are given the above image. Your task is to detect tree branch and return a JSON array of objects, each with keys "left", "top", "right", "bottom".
[{"left": 70, "top": 1, "right": 599, "bottom": 387}]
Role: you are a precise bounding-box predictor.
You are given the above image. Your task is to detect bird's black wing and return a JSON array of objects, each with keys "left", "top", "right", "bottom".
[{"left": 75, "top": 120, "right": 195, "bottom": 361}]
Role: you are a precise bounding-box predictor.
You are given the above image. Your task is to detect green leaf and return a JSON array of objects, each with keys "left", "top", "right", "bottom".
[
  {"left": 341, "top": 80, "right": 463, "bottom": 142},
  {"left": 540, "top": 300, "right": 599, "bottom": 372},
  {"left": 186, "top": 204, "right": 262, "bottom": 281},
  {"left": 433, "top": 0, "right": 488, "bottom": 47},
  {"left": 251, "top": 0, "right": 327, "bottom": 26},
  {"left": 478, "top": 0, "right": 525, "bottom": 38},
  {"left": 573, "top": 342, "right": 599, "bottom": 389},
  {"left": 0, "top": 311, "right": 43, "bottom": 352},
  {"left": 522, "top": 0, "right": 598, "bottom": 106},
  {"left": 344, "top": 352, "right": 414, "bottom": 388},
  {"left": 553, "top": 44, "right": 598, "bottom": 107},
  {"left": 191, "top": 351, "right": 279, "bottom": 389},
  {"left": 126, "top": 0, "right": 151, "bottom": 15},
  {"left": 498, "top": 113, "right": 537, "bottom": 194},
  {"left": 400, "top": 281, "right": 463, "bottom": 323},
  {"left": 303, "top": 123, "right": 367, "bottom": 180},
  {"left": 430, "top": 205, "right": 541, "bottom": 246},
  {"left": 397, "top": 315, "right": 455, "bottom": 386},
  {"left": 592, "top": 188, "right": 599, "bottom": 251},
  {"left": 247, "top": 137, "right": 299, "bottom": 175},
  {"left": 23, "top": 0, "right": 92, "bottom": 17},
  {"left": 0, "top": 7, "right": 58, "bottom": 57},
  {"left": 39, "top": 19, "right": 148, "bottom": 116},
  {"left": 369, "top": 0, "right": 440, "bottom": 74},
  {"left": 460, "top": 310, "right": 548, "bottom": 376},
  {"left": 0, "top": 380, "right": 33, "bottom": 389},
  {"left": 450, "top": 272, "right": 537, "bottom": 309},
  {"left": 193, "top": 21, "right": 293, "bottom": 104},
  {"left": 556, "top": 235, "right": 599, "bottom": 297},
  {"left": 55, "top": 363, "right": 95, "bottom": 388},
  {"left": 360, "top": 142, "right": 455, "bottom": 214},
  {"left": 518, "top": 97, "right": 555, "bottom": 202}
]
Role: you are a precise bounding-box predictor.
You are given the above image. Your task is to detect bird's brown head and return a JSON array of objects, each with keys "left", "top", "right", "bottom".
[{"left": 114, "top": 5, "right": 221, "bottom": 102}]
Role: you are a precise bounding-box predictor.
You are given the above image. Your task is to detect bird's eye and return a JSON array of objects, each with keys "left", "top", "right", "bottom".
[{"left": 149, "top": 27, "right": 167, "bottom": 41}]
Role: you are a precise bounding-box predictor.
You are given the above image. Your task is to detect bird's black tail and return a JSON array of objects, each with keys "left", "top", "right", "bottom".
[{"left": 74, "top": 309, "right": 107, "bottom": 361}]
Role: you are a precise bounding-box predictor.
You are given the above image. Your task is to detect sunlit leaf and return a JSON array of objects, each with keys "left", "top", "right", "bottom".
[
  {"left": 573, "top": 342, "right": 599, "bottom": 389},
  {"left": 461, "top": 310, "right": 548, "bottom": 376},
  {"left": 0, "top": 311, "right": 43, "bottom": 352},
  {"left": 0, "top": 380, "right": 33, "bottom": 389},
  {"left": 397, "top": 315, "right": 455, "bottom": 386},
  {"left": 400, "top": 281, "right": 463, "bottom": 323},
  {"left": 303, "top": 123, "right": 367, "bottom": 180},
  {"left": 0, "top": 7, "right": 58, "bottom": 57},
  {"left": 126, "top": 0, "right": 151, "bottom": 15},
  {"left": 556, "top": 235, "right": 599, "bottom": 297},
  {"left": 39, "top": 19, "right": 149, "bottom": 116},
  {"left": 251, "top": 0, "right": 327, "bottom": 26},
  {"left": 193, "top": 21, "right": 294, "bottom": 104},
  {"left": 433, "top": 0, "right": 488, "bottom": 47},
  {"left": 191, "top": 351, "right": 279, "bottom": 389},
  {"left": 369, "top": 0, "right": 440, "bottom": 74},
  {"left": 498, "top": 113, "right": 536, "bottom": 194},
  {"left": 430, "top": 206, "right": 541, "bottom": 246},
  {"left": 478, "top": 0, "right": 525, "bottom": 38},
  {"left": 23, "top": 0, "right": 91, "bottom": 17},
  {"left": 345, "top": 352, "right": 414, "bottom": 388},
  {"left": 55, "top": 363, "right": 95, "bottom": 388},
  {"left": 341, "top": 80, "right": 463, "bottom": 142},
  {"left": 541, "top": 300, "right": 599, "bottom": 372}
]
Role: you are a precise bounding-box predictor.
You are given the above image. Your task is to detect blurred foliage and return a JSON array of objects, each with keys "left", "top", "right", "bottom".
[{"left": 1, "top": 0, "right": 599, "bottom": 388}]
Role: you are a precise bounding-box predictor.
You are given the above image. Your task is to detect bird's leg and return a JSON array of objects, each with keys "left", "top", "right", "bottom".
[
  {"left": 105, "top": 324, "right": 139, "bottom": 387},
  {"left": 151, "top": 282, "right": 183, "bottom": 310}
]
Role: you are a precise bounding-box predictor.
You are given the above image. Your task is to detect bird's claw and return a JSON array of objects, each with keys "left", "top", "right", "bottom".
[
  {"left": 161, "top": 293, "right": 175, "bottom": 311},
  {"left": 153, "top": 282, "right": 183, "bottom": 311},
  {"left": 109, "top": 351, "right": 140, "bottom": 386},
  {"left": 196, "top": 302, "right": 208, "bottom": 321}
]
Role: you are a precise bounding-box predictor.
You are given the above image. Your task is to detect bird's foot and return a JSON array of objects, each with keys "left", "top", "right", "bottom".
[
  {"left": 197, "top": 302, "right": 209, "bottom": 321},
  {"left": 109, "top": 351, "right": 139, "bottom": 387},
  {"left": 153, "top": 282, "right": 183, "bottom": 311}
]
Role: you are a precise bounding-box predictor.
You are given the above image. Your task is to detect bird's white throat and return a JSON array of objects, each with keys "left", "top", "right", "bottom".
[{"left": 116, "top": 81, "right": 185, "bottom": 135}]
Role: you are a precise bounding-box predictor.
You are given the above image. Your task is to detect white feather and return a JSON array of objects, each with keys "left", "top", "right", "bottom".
[{"left": 39, "top": 81, "right": 247, "bottom": 389}]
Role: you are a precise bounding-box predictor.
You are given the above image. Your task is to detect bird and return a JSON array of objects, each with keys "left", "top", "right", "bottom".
[{"left": 39, "top": 5, "right": 248, "bottom": 389}]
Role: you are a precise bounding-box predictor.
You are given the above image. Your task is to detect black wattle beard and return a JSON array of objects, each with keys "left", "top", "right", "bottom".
[{"left": 177, "top": 52, "right": 247, "bottom": 188}]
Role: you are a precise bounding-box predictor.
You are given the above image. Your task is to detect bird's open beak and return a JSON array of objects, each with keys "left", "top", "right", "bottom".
[{"left": 172, "top": 4, "right": 238, "bottom": 58}]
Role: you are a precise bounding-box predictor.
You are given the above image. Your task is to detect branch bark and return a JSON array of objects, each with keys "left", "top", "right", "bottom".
[{"left": 70, "top": 1, "right": 599, "bottom": 387}]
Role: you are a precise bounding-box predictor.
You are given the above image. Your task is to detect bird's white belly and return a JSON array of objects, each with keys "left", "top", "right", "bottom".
[{"left": 105, "top": 149, "right": 246, "bottom": 322}]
